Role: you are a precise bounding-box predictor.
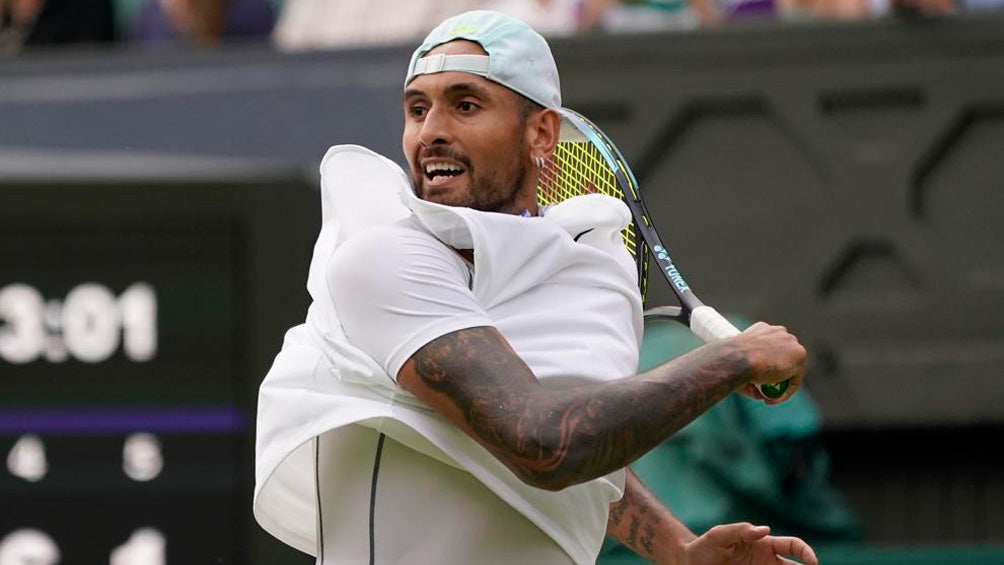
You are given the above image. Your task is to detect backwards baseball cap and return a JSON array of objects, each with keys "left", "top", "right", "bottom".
[{"left": 404, "top": 10, "right": 561, "bottom": 111}]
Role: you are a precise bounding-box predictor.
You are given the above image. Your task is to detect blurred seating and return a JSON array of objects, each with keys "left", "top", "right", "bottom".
[{"left": 6, "top": 0, "right": 1002, "bottom": 59}]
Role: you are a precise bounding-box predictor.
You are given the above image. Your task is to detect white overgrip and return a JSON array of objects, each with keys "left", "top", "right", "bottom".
[
  {"left": 689, "top": 305, "right": 740, "bottom": 342},
  {"left": 690, "top": 306, "right": 790, "bottom": 399}
]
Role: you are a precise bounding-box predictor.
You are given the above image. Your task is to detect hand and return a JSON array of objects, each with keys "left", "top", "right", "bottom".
[
  {"left": 684, "top": 522, "right": 818, "bottom": 565},
  {"left": 730, "top": 322, "right": 807, "bottom": 405}
]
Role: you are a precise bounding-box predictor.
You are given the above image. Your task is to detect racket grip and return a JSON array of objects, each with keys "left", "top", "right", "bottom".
[
  {"left": 688, "top": 306, "right": 791, "bottom": 400},
  {"left": 689, "top": 305, "right": 740, "bottom": 341}
]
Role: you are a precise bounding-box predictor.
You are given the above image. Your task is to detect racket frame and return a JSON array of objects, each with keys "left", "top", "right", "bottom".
[
  {"left": 550, "top": 107, "right": 790, "bottom": 399},
  {"left": 556, "top": 108, "right": 707, "bottom": 323}
]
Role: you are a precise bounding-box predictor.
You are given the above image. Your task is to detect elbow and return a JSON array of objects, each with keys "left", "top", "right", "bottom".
[
  {"left": 477, "top": 398, "right": 610, "bottom": 491},
  {"left": 511, "top": 466, "right": 577, "bottom": 492},
  {"left": 510, "top": 464, "right": 580, "bottom": 492},
  {"left": 495, "top": 435, "right": 595, "bottom": 492}
]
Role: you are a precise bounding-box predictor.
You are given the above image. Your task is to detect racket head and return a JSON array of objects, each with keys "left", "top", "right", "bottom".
[
  {"left": 537, "top": 108, "right": 650, "bottom": 303},
  {"left": 537, "top": 108, "right": 790, "bottom": 400}
]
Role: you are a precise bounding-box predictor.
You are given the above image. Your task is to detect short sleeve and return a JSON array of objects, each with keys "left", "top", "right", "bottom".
[{"left": 327, "top": 223, "right": 493, "bottom": 379}]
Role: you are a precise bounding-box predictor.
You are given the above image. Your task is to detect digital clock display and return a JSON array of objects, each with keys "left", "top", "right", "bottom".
[
  {"left": 0, "top": 177, "right": 318, "bottom": 564},
  {"left": 0, "top": 282, "right": 157, "bottom": 365}
]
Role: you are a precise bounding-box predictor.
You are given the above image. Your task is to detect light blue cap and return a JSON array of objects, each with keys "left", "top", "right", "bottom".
[{"left": 404, "top": 10, "right": 561, "bottom": 110}]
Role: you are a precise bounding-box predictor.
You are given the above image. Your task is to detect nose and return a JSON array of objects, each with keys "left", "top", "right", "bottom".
[{"left": 418, "top": 105, "right": 452, "bottom": 147}]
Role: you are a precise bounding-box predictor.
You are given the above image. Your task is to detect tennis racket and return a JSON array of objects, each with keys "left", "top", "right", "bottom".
[{"left": 537, "top": 107, "right": 790, "bottom": 400}]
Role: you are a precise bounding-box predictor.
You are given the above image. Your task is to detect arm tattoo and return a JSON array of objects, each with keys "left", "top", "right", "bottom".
[
  {"left": 409, "top": 326, "right": 750, "bottom": 488},
  {"left": 610, "top": 496, "right": 629, "bottom": 525},
  {"left": 608, "top": 480, "right": 664, "bottom": 561},
  {"left": 642, "top": 523, "right": 655, "bottom": 556}
]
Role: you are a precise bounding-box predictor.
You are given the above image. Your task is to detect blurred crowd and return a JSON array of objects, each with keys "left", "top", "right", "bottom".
[{"left": 1, "top": 0, "right": 1001, "bottom": 56}]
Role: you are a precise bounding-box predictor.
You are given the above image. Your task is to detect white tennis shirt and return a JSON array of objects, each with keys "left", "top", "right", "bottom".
[{"left": 254, "top": 145, "right": 644, "bottom": 565}]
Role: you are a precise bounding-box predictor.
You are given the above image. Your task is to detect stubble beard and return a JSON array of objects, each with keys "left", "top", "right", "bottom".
[{"left": 413, "top": 138, "right": 531, "bottom": 214}]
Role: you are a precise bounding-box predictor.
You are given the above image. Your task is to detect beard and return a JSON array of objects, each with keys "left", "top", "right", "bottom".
[{"left": 412, "top": 138, "right": 531, "bottom": 214}]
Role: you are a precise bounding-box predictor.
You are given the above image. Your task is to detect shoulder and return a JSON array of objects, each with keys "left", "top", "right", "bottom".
[
  {"left": 332, "top": 217, "right": 453, "bottom": 267},
  {"left": 328, "top": 218, "right": 468, "bottom": 291}
]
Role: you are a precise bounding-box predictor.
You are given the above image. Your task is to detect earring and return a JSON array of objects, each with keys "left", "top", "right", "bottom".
[{"left": 535, "top": 155, "right": 544, "bottom": 169}]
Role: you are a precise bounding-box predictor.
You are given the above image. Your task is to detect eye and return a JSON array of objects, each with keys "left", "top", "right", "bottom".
[
  {"left": 458, "top": 100, "right": 478, "bottom": 113},
  {"left": 407, "top": 104, "right": 427, "bottom": 119}
]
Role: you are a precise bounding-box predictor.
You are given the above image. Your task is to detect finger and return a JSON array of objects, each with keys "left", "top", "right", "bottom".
[
  {"left": 737, "top": 383, "right": 762, "bottom": 400},
  {"left": 739, "top": 523, "right": 770, "bottom": 543},
  {"left": 768, "top": 535, "right": 818, "bottom": 565},
  {"left": 703, "top": 523, "right": 769, "bottom": 545}
]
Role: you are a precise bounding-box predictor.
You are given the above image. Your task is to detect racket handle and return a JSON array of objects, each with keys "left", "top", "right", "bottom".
[
  {"left": 688, "top": 306, "right": 791, "bottom": 400},
  {"left": 689, "top": 305, "right": 740, "bottom": 341}
]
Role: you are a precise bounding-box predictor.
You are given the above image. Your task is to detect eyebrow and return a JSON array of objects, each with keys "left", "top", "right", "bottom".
[{"left": 403, "top": 81, "right": 494, "bottom": 103}]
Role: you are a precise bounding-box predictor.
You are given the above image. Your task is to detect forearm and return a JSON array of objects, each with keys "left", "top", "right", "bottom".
[
  {"left": 521, "top": 340, "right": 750, "bottom": 487},
  {"left": 607, "top": 469, "right": 696, "bottom": 565},
  {"left": 402, "top": 327, "right": 752, "bottom": 490}
]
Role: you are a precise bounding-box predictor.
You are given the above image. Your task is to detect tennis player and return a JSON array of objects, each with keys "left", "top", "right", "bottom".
[{"left": 255, "top": 10, "right": 815, "bottom": 565}]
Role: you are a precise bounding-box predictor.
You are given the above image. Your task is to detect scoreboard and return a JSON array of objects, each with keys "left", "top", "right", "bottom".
[{"left": 0, "top": 171, "right": 318, "bottom": 564}]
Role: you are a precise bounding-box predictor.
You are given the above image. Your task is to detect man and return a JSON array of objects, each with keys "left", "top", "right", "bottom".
[{"left": 255, "top": 10, "right": 815, "bottom": 565}]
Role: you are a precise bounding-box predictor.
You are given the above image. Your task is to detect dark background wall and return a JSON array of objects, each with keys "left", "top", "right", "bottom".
[{"left": 1, "top": 13, "right": 1003, "bottom": 564}]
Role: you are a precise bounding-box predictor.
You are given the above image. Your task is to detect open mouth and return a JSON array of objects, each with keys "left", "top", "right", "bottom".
[{"left": 423, "top": 161, "right": 466, "bottom": 184}]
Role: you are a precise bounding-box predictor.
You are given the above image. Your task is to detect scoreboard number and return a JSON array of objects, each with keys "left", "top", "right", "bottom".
[{"left": 0, "top": 283, "right": 157, "bottom": 364}]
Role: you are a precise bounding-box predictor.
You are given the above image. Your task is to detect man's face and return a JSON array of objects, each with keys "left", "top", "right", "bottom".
[{"left": 402, "top": 40, "right": 532, "bottom": 214}]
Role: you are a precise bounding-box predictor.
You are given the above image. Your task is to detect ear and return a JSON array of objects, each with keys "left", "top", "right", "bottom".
[{"left": 526, "top": 108, "right": 561, "bottom": 159}]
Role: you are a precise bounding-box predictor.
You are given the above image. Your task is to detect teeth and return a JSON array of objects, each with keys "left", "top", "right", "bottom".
[{"left": 425, "top": 162, "right": 463, "bottom": 174}]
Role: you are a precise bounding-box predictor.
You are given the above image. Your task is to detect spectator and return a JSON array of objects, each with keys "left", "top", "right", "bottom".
[
  {"left": 579, "top": 0, "right": 724, "bottom": 33},
  {"left": 124, "top": 0, "right": 275, "bottom": 47},
  {"left": 776, "top": 0, "right": 957, "bottom": 20},
  {"left": 1, "top": 0, "right": 116, "bottom": 56},
  {"left": 271, "top": 0, "right": 580, "bottom": 51},
  {"left": 959, "top": 0, "right": 1004, "bottom": 11}
]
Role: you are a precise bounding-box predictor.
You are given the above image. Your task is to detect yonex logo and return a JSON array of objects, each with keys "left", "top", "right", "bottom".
[{"left": 653, "top": 245, "right": 690, "bottom": 292}]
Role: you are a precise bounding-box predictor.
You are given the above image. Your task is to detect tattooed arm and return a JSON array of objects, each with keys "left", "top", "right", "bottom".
[
  {"left": 396, "top": 322, "right": 805, "bottom": 491},
  {"left": 609, "top": 471, "right": 820, "bottom": 565},
  {"left": 330, "top": 222, "right": 805, "bottom": 489},
  {"left": 607, "top": 469, "right": 695, "bottom": 565}
]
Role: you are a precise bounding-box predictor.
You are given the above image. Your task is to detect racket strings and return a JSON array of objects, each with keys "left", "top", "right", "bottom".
[
  {"left": 538, "top": 141, "right": 640, "bottom": 258},
  {"left": 538, "top": 139, "right": 650, "bottom": 302}
]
